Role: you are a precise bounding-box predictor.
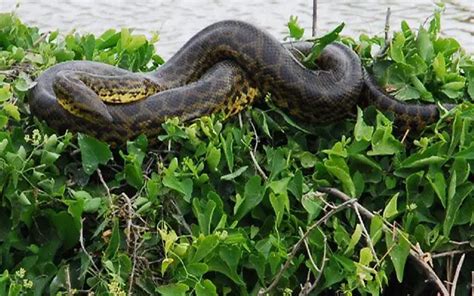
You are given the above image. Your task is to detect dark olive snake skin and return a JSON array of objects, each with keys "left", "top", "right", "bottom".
[{"left": 29, "top": 20, "right": 453, "bottom": 144}]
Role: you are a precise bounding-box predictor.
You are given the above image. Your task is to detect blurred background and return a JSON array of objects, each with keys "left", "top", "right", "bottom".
[{"left": 0, "top": 0, "right": 472, "bottom": 58}]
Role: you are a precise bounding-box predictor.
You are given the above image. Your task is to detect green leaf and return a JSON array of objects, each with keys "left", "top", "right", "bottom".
[
  {"left": 324, "top": 156, "right": 355, "bottom": 197},
  {"left": 268, "top": 177, "right": 291, "bottom": 195},
  {"left": 220, "top": 166, "right": 248, "bottom": 181},
  {"left": 124, "top": 162, "right": 144, "bottom": 189},
  {"left": 206, "top": 145, "right": 221, "bottom": 172},
  {"left": 304, "top": 22, "right": 345, "bottom": 65},
  {"left": 426, "top": 168, "right": 447, "bottom": 208},
  {"left": 3, "top": 103, "right": 20, "bottom": 121},
  {"left": 433, "top": 52, "right": 446, "bottom": 82},
  {"left": 354, "top": 107, "right": 373, "bottom": 142},
  {"left": 344, "top": 224, "right": 362, "bottom": 256},
  {"left": 444, "top": 180, "right": 472, "bottom": 236},
  {"left": 416, "top": 27, "right": 433, "bottom": 62},
  {"left": 195, "top": 280, "right": 218, "bottom": 296},
  {"left": 287, "top": 16, "right": 305, "bottom": 40},
  {"left": 192, "top": 235, "right": 219, "bottom": 263},
  {"left": 387, "top": 231, "right": 410, "bottom": 283},
  {"left": 299, "top": 151, "right": 318, "bottom": 168},
  {"left": 156, "top": 283, "right": 189, "bottom": 296},
  {"left": 390, "top": 32, "right": 406, "bottom": 63},
  {"left": 383, "top": 193, "right": 399, "bottom": 220},
  {"left": 77, "top": 133, "right": 112, "bottom": 175},
  {"left": 0, "top": 86, "right": 12, "bottom": 102},
  {"left": 269, "top": 192, "right": 288, "bottom": 226},
  {"left": 162, "top": 175, "right": 193, "bottom": 202},
  {"left": 234, "top": 176, "right": 264, "bottom": 221},
  {"left": 370, "top": 215, "right": 384, "bottom": 245},
  {"left": 221, "top": 133, "right": 234, "bottom": 172},
  {"left": 105, "top": 219, "right": 120, "bottom": 259}
]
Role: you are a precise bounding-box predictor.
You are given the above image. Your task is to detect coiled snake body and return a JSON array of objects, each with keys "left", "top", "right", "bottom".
[{"left": 29, "top": 20, "right": 450, "bottom": 144}]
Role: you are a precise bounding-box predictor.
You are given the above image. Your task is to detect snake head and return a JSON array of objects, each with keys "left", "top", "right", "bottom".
[{"left": 53, "top": 72, "right": 114, "bottom": 123}]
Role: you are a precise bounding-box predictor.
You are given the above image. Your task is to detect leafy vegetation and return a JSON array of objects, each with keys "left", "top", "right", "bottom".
[{"left": 0, "top": 6, "right": 473, "bottom": 296}]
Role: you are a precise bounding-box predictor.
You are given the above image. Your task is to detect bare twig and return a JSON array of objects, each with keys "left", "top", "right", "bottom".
[
  {"left": 432, "top": 249, "right": 472, "bottom": 259},
  {"left": 383, "top": 7, "right": 391, "bottom": 44},
  {"left": 121, "top": 193, "right": 134, "bottom": 245},
  {"left": 248, "top": 115, "right": 268, "bottom": 180},
  {"left": 400, "top": 128, "right": 410, "bottom": 144},
  {"left": 471, "top": 271, "right": 473, "bottom": 296},
  {"left": 128, "top": 235, "right": 141, "bottom": 295},
  {"left": 312, "top": 0, "right": 318, "bottom": 37},
  {"left": 353, "top": 205, "right": 380, "bottom": 265},
  {"left": 258, "top": 198, "right": 356, "bottom": 296},
  {"left": 32, "top": 32, "right": 49, "bottom": 47},
  {"left": 318, "top": 187, "right": 450, "bottom": 296},
  {"left": 299, "top": 235, "right": 328, "bottom": 295},
  {"left": 450, "top": 254, "right": 466, "bottom": 296},
  {"left": 375, "top": 7, "right": 392, "bottom": 59},
  {"left": 79, "top": 219, "right": 100, "bottom": 273},
  {"left": 299, "top": 227, "right": 320, "bottom": 273},
  {"left": 97, "top": 169, "right": 112, "bottom": 205}
]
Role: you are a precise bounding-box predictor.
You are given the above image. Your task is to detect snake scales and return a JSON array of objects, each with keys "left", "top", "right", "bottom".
[{"left": 29, "top": 20, "right": 452, "bottom": 144}]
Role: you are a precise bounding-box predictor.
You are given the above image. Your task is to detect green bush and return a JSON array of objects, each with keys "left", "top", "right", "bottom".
[{"left": 0, "top": 7, "right": 473, "bottom": 296}]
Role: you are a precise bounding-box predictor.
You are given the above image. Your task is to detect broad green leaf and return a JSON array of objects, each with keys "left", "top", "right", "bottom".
[
  {"left": 162, "top": 175, "right": 193, "bottom": 202},
  {"left": 234, "top": 175, "right": 264, "bottom": 221},
  {"left": 192, "top": 235, "right": 219, "bottom": 263},
  {"left": 105, "top": 219, "right": 120, "bottom": 259},
  {"left": 390, "top": 32, "right": 406, "bottom": 63},
  {"left": 195, "top": 280, "right": 218, "bottom": 296},
  {"left": 370, "top": 215, "right": 384, "bottom": 245},
  {"left": 206, "top": 145, "right": 221, "bottom": 172},
  {"left": 269, "top": 192, "right": 288, "bottom": 226},
  {"left": 156, "top": 283, "right": 189, "bottom": 296},
  {"left": 386, "top": 231, "right": 410, "bottom": 282},
  {"left": 77, "top": 133, "right": 112, "bottom": 175},
  {"left": 426, "top": 168, "right": 447, "bottom": 207},
  {"left": 324, "top": 156, "right": 355, "bottom": 197},
  {"left": 354, "top": 107, "right": 373, "bottom": 142},
  {"left": 444, "top": 180, "right": 472, "bottom": 236},
  {"left": 220, "top": 166, "right": 248, "bottom": 181},
  {"left": 287, "top": 15, "right": 304, "bottom": 40},
  {"left": 3, "top": 103, "right": 20, "bottom": 121},
  {"left": 0, "top": 85, "right": 12, "bottom": 102},
  {"left": 433, "top": 52, "right": 446, "bottom": 82},
  {"left": 268, "top": 177, "right": 291, "bottom": 195},
  {"left": 383, "top": 193, "right": 399, "bottom": 220},
  {"left": 416, "top": 27, "right": 433, "bottom": 62},
  {"left": 344, "top": 224, "right": 362, "bottom": 256}
]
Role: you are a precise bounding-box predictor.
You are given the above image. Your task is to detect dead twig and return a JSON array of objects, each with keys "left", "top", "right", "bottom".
[
  {"left": 432, "top": 249, "right": 472, "bottom": 259},
  {"left": 79, "top": 219, "right": 100, "bottom": 273},
  {"left": 97, "top": 169, "right": 113, "bottom": 205},
  {"left": 450, "top": 254, "right": 466, "bottom": 296},
  {"left": 318, "top": 187, "right": 450, "bottom": 296},
  {"left": 375, "top": 7, "right": 392, "bottom": 60},
  {"left": 312, "top": 0, "right": 318, "bottom": 37},
  {"left": 299, "top": 234, "right": 327, "bottom": 295},
  {"left": 247, "top": 114, "right": 268, "bottom": 180},
  {"left": 258, "top": 198, "right": 356, "bottom": 296}
]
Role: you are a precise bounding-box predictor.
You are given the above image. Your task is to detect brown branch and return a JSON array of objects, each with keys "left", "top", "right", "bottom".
[
  {"left": 318, "top": 187, "right": 450, "bottom": 296},
  {"left": 258, "top": 198, "right": 356, "bottom": 296}
]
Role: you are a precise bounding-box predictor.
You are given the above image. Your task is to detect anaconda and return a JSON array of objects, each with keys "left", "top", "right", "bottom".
[{"left": 29, "top": 20, "right": 454, "bottom": 144}]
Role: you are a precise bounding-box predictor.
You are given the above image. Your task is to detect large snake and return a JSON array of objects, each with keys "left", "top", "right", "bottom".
[{"left": 29, "top": 20, "right": 453, "bottom": 144}]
